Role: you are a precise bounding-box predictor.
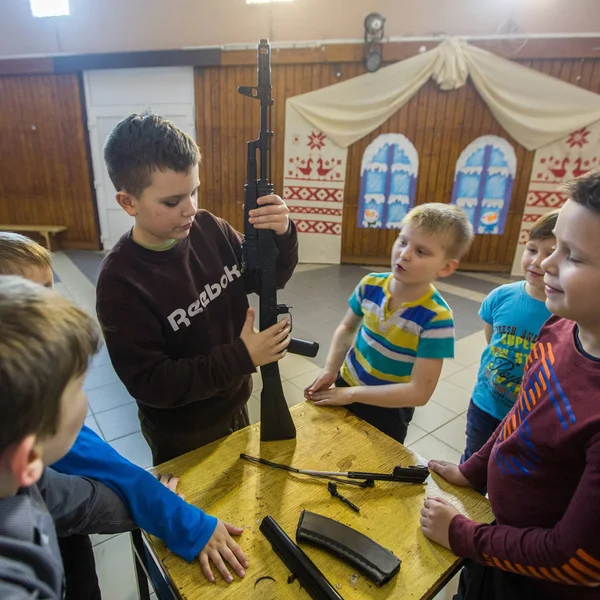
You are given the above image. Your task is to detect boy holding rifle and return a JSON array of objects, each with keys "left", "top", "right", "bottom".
[{"left": 97, "top": 111, "right": 298, "bottom": 465}]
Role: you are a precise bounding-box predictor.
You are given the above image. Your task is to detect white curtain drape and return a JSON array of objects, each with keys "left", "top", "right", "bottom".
[{"left": 288, "top": 38, "right": 600, "bottom": 151}]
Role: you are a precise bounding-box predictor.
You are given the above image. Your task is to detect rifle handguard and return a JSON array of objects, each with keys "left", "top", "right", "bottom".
[{"left": 260, "top": 516, "right": 343, "bottom": 600}]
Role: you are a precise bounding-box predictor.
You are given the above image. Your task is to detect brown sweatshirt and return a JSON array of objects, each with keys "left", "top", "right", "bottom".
[{"left": 96, "top": 210, "right": 298, "bottom": 431}]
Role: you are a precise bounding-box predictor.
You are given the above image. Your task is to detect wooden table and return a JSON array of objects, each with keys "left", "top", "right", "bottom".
[{"left": 141, "top": 403, "right": 493, "bottom": 599}]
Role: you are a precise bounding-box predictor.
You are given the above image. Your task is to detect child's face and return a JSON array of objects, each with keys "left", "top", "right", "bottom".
[
  {"left": 521, "top": 236, "right": 555, "bottom": 295},
  {"left": 21, "top": 265, "right": 53, "bottom": 288},
  {"left": 391, "top": 224, "right": 457, "bottom": 286},
  {"left": 120, "top": 165, "right": 200, "bottom": 245},
  {"left": 40, "top": 374, "right": 87, "bottom": 465},
  {"left": 542, "top": 199, "right": 600, "bottom": 328}
]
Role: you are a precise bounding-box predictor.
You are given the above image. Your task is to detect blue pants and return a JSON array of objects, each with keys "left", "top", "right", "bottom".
[
  {"left": 461, "top": 400, "right": 502, "bottom": 467},
  {"left": 335, "top": 376, "right": 414, "bottom": 445}
]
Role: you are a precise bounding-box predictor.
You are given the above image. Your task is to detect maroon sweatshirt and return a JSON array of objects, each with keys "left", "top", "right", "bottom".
[
  {"left": 451, "top": 316, "right": 600, "bottom": 598},
  {"left": 96, "top": 210, "right": 298, "bottom": 431}
]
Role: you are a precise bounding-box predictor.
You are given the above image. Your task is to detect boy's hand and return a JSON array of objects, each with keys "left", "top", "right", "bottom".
[
  {"left": 156, "top": 477, "right": 249, "bottom": 583},
  {"left": 248, "top": 195, "right": 290, "bottom": 236},
  {"left": 158, "top": 473, "right": 184, "bottom": 499},
  {"left": 304, "top": 368, "right": 337, "bottom": 399},
  {"left": 199, "top": 520, "right": 248, "bottom": 584},
  {"left": 308, "top": 386, "right": 355, "bottom": 407},
  {"left": 428, "top": 460, "right": 472, "bottom": 487},
  {"left": 420, "top": 496, "right": 460, "bottom": 550},
  {"left": 240, "top": 308, "right": 291, "bottom": 367}
]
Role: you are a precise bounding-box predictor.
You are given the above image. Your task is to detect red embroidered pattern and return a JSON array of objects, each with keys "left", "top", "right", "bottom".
[
  {"left": 284, "top": 186, "right": 344, "bottom": 203},
  {"left": 295, "top": 220, "right": 342, "bottom": 235}
]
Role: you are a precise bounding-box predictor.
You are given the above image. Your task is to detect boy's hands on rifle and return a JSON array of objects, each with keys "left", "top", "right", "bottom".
[
  {"left": 248, "top": 195, "right": 290, "bottom": 236},
  {"left": 240, "top": 308, "right": 291, "bottom": 367},
  {"left": 199, "top": 520, "right": 249, "bottom": 584}
]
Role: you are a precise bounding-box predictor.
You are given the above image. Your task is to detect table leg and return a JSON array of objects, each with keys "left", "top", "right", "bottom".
[
  {"left": 42, "top": 231, "right": 51, "bottom": 249},
  {"left": 130, "top": 530, "right": 152, "bottom": 600}
]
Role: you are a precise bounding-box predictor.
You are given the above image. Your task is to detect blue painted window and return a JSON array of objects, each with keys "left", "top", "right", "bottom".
[
  {"left": 358, "top": 134, "right": 418, "bottom": 229},
  {"left": 451, "top": 136, "right": 517, "bottom": 235}
]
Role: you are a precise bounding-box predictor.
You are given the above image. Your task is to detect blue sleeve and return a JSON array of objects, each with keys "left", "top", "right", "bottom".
[
  {"left": 52, "top": 426, "right": 217, "bottom": 563},
  {"left": 348, "top": 278, "right": 365, "bottom": 316},
  {"left": 479, "top": 286, "right": 502, "bottom": 325},
  {"left": 418, "top": 309, "right": 455, "bottom": 359}
]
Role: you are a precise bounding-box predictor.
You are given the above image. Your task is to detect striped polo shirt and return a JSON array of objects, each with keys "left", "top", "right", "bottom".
[{"left": 340, "top": 273, "right": 455, "bottom": 387}]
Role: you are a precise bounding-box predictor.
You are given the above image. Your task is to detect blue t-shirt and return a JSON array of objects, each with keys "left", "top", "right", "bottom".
[{"left": 472, "top": 281, "right": 552, "bottom": 420}]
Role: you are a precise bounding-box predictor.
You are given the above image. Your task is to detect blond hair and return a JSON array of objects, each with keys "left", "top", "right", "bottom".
[
  {"left": 0, "top": 232, "right": 52, "bottom": 275},
  {"left": 0, "top": 276, "right": 100, "bottom": 454},
  {"left": 402, "top": 203, "right": 474, "bottom": 259}
]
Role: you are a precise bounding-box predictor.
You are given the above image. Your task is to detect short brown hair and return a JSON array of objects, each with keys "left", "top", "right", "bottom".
[
  {"left": 0, "top": 232, "right": 51, "bottom": 275},
  {"left": 104, "top": 112, "right": 201, "bottom": 197},
  {"left": 402, "top": 203, "right": 474, "bottom": 259},
  {"left": 561, "top": 170, "right": 600, "bottom": 216},
  {"left": 528, "top": 209, "right": 559, "bottom": 242},
  {"left": 0, "top": 276, "right": 100, "bottom": 455}
]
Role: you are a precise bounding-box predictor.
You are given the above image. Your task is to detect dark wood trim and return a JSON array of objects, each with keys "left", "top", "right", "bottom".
[
  {"left": 221, "top": 43, "right": 364, "bottom": 66},
  {"left": 3, "top": 37, "right": 600, "bottom": 77},
  {"left": 0, "top": 48, "right": 220, "bottom": 76},
  {"left": 0, "top": 57, "right": 54, "bottom": 75},
  {"left": 53, "top": 47, "right": 221, "bottom": 72},
  {"left": 221, "top": 37, "right": 600, "bottom": 66}
]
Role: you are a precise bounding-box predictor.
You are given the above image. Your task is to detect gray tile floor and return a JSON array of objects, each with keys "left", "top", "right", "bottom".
[{"left": 54, "top": 250, "right": 517, "bottom": 600}]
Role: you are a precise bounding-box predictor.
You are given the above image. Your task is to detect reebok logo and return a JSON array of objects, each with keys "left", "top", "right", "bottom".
[{"left": 167, "top": 264, "right": 241, "bottom": 331}]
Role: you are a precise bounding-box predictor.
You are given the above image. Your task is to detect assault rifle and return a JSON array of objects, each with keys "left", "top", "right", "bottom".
[{"left": 239, "top": 40, "right": 319, "bottom": 441}]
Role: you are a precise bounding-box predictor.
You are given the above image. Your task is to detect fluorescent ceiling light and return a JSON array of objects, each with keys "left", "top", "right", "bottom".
[
  {"left": 30, "top": 0, "right": 70, "bottom": 18},
  {"left": 247, "top": 0, "right": 293, "bottom": 4}
]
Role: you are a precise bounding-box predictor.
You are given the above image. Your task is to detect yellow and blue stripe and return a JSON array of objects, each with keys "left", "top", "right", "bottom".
[{"left": 340, "top": 273, "right": 454, "bottom": 387}]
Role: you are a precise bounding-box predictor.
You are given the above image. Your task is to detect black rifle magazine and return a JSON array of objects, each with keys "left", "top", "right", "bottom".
[{"left": 296, "top": 510, "right": 401, "bottom": 586}]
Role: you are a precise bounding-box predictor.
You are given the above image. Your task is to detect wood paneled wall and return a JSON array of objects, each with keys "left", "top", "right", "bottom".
[
  {"left": 0, "top": 74, "right": 99, "bottom": 248},
  {"left": 343, "top": 58, "right": 600, "bottom": 270},
  {"left": 196, "top": 57, "right": 600, "bottom": 271},
  {"left": 195, "top": 62, "right": 362, "bottom": 232}
]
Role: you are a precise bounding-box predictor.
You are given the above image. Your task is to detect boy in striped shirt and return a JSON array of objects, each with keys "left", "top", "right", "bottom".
[{"left": 306, "top": 203, "right": 474, "bottom": 443}]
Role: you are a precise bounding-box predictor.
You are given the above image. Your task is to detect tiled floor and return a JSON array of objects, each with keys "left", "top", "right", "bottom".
[{"left": 52, "top": 250, "right": 515, "bottom": 600}]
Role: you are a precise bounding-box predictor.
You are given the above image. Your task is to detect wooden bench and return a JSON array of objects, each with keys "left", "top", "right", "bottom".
[{"left": 0, "top": 225, "right": 67, "bottom": 249}]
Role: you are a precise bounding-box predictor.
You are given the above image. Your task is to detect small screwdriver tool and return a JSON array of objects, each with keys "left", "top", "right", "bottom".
[{"left": 328, "top": 482, "right": 360, "bottom": 513}]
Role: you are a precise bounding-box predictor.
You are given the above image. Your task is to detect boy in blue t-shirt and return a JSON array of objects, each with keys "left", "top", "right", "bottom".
[{"left": 461, "top": 210, "right": 559, "bottom": 465}]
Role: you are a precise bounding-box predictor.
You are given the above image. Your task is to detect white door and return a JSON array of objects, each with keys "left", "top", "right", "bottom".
[{"left": 84, "top": 67, "right": 196, "bottom": 249}]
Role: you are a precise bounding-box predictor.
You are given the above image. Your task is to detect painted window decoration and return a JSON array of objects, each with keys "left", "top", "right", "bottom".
[
  {"left": 451, "top": 135, "right": 517, "bottom": 235},
  {"left": 358, "top": 134, "right": 418, "bottom": 229}
]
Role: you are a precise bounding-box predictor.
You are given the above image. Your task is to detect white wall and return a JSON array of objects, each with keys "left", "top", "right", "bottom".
[{"left": 0, "top": 0, "right": 595, "bottom": 58}]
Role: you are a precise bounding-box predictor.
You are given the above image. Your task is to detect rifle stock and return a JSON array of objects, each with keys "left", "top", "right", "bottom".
[{"left": 239, "top": 39, "right": 319, "bottom": 442}]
